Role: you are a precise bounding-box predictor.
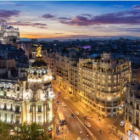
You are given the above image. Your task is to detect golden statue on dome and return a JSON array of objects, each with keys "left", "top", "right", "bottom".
[{"left": 34, "top": 44, "right": 42, "bottom": 57}]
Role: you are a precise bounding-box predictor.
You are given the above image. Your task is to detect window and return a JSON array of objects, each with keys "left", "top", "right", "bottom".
[
  {"left": 15, "top": 106, "right": 20, "bottom": 112},
  {"left": 17, "top": 87, "right": 20, "bottom": 91},
  {"left": 136, "top": 104, "right": 139, "bottom": 110},
  {"left": 4, "top": 103, "right": 6, "bottom": 110},
  {"left": 136, "top": 112, "right": 139, "bottom": 117},
  {"left": 10, "top": 104, "right": 13, "bottom": 110},
  {"left": 129, "top": 116, "right": 132, "bottom": 122},
  {"left": 136, "top": 119, "right": 139, "bottom": 127},
  {"left": 5, "top": 113, "right": 7, "bottom": 122},
  {"left": 126, "top": 108, "right": 127, "bottom": 112},
  {"left": 107, "top": 109, "right": 111, "bottom": 112},
  {"left": 38, "top": 105, "right": 42, "bottom": 112},
  {"left": 113, "top": 109, "right": 116, "bottom": 112},
  {"left": 11, "top": 114, "right": 13, "bottom": 122}
]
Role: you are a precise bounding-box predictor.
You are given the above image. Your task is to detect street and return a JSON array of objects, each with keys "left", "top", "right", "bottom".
[
  {"left": 59, "top": 102, "right": 93, "bottom": 140},
  {"left": 53, "top": 87, "right": 120, "bottom": 140}
]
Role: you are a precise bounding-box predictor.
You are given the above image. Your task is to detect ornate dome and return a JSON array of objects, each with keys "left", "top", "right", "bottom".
[{"left": 32, "top": 57, "right": 47, "bottom": 67}]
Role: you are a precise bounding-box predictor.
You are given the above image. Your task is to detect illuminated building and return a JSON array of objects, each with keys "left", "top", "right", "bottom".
[
  {"left": 0, "top": 46, "right": 54, "bottom": 130},
  {"left": 47, "top": 52, "right": 131, "bottom": 117},
  {"left": 0, "top": 20, "right": 20, "bottom": 44},
  {"left": 78, "top": 53, "right": 131, "bottom": 117},
  {"left": 124, "top": 81, "right": 140, "bottom": 140}
]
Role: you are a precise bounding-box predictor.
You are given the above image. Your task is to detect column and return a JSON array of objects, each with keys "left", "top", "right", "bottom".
[
  {"left": 35, "top": 105, "right": 36, "bottom": 123},
  {"left": 21, "top": 104, "right": 23, "bottom": 124},
  {"left": 32, "top": 105, "right": 34, "bottom": 123},
  {"left": 32, "top": 105, "right": 35, "bottom": 122},
  {"left": 43, "top": 104, "right": 45, "bottom": 123},
  {"left": 22, "top": 102, "right": 26, "bottom": 123},
  {"left": 45, "top": 104, "right": 47, "bottom": 123},
  {"left": 25, "top": 102, "right": 28, "bottom": 122}
]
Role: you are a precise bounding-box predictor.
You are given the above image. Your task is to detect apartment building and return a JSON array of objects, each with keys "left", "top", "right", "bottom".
[
  {"left": 78, "top": 53, "right": 131, "bottom": 117},
  {"left": 47, "top": 51, "right": 131, "bottom": 117},
  {"left": 124, "top": 81, "right": 140, "bottom": 140},
  {"left": 47, "top": 50, "right": 79, "bottom": 95}
]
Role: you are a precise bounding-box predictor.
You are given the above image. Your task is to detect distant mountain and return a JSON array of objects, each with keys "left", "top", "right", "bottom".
[
  {"left": 20, "top": 36, "right": 140, "bottom": 42},
  {"left": 20, "top": 38, "right": 31, "bottom": 41}
]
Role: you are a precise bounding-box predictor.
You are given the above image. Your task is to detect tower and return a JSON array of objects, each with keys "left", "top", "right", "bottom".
[{"left": 1, "top": 20, "right": 7, "bottom": 30}]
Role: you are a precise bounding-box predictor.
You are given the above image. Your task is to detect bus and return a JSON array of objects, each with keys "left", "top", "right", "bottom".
[{"left": 58, "top": 111, "right": 66, "bottom": 125}]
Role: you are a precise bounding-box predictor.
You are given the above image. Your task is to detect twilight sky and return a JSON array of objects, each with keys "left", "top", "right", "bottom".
[{"left": 1, "top": 1, "right": 140, "bottom": 39}]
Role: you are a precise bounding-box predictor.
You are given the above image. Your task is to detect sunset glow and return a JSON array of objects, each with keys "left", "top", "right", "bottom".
[{"left": 0, "top": 1, "right": 140, "bottom": 40}]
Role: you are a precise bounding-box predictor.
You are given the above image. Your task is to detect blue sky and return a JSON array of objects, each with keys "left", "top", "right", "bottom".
[{"left": 0, "top": 1, "right": 140, "bottom": 39}]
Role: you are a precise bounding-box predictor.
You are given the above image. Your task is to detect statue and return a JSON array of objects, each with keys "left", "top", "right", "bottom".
[{"left": 34, "top": 44, "right": 42, "bottom": 57}]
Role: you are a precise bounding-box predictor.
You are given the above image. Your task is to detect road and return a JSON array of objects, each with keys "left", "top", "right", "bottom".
[
  {"left": 54, "top": 88, "right": 119, "bottom": 140},
  {"left": 56, "top": 89, "right": 93, "bottom": 140}
]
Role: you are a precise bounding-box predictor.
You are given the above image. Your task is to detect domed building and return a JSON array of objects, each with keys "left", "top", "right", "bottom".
[
  {"left": 24, "top": 46, "right": 54, "bottom": 126},
  {"left": 0, "top": 45, "right": 54, "bottom": 131}
]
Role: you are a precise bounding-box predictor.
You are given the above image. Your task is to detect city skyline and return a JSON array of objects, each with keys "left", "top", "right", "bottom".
[{"left": 1, "top": 1, "right": 140, "bottom": 39}]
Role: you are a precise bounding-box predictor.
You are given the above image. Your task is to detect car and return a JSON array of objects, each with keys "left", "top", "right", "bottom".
[
  {"left": 85, "top": 122, "right": 91, "bottom": 128},
  {"left": 120, "top": 121, "right": 125, "bottom": 127},
  {"left": 74, "top": 111, "right": 79, "bottom": 116},
  {"left": 84, "top": 116, "right": 89, "bottom": 120},
  {"left": 71, "top": 114, "right": 75, "bottom": 118},
  {"left": 62, "top": 103, "right": 66, "bottom": 106},
  {"left": 60, "top": 120, "right": 67, "bottom": 125}
]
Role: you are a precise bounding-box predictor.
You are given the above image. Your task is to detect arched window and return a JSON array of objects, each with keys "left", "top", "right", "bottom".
[{"left": 17, "top": 87, "right": 20, "bottom": 91}]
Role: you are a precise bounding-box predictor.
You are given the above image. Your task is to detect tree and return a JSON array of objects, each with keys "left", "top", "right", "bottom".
[
  {"left": 0, "top": 121, "right": 52, "bottom": 140},
  {"left": 0, "top": 121, "right": 10, "bottom": 140},
  {"left": 11, "top": 123, "right": 52, "bottom": 140}
]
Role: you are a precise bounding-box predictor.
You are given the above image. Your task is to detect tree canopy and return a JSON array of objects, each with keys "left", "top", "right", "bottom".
[{"left": 0, "top": 121, "right": 52, "bottom": 140}]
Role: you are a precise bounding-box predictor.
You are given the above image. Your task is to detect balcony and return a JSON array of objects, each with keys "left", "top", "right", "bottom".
[{"left": 37, "top": 110, "right": 42, "bottom": 113}]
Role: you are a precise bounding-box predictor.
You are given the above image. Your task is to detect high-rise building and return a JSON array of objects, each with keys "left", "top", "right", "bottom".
[{"left": 0, "top": 20, "right": 20, "bottom": 44}]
